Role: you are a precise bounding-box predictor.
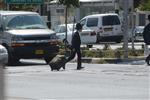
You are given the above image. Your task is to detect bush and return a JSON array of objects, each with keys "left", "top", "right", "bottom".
[
  {"left": 58, "top": 43, "right": 144, "bottom": 58},
  {"left": 82, "top": 49, "right": 143, "bottom": 58}
]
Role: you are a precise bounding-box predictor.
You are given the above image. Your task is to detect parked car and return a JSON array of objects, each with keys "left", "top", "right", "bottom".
[
  {"left": 133, "top": 26, "right": 144, "bottom": 42},
  {"left": 0, "top": 11, "right": 59, "bottom": 65},
  {"left": 54, "top": 23, "right": 97, "bottom": 47},
  {"left": 0, "top": 45, "right": 8, "bottom": 66},
  {"left": 80, "top": 13, "right": 123, "bottom": 43}
]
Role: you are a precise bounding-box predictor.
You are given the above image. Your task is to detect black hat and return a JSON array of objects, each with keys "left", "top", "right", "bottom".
[{"left": 75, "top": 23, "right": 82, "bottom": 30}]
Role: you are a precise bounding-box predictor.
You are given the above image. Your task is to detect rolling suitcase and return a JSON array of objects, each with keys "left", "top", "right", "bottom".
[{"left": 49, "top": 55, "right": 67, "bottom": 71}]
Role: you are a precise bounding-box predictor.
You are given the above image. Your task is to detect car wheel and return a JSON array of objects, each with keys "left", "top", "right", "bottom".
[{"left": 7, "top": 52, "right": 20, "bottom": 65}]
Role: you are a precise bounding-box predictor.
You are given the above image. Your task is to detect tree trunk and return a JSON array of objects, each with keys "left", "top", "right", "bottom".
[{"left": 65, "top": 6, "right": 68, "bottom": 52}]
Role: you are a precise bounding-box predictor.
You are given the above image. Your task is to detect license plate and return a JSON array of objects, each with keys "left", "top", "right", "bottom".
[
  {"left": 104, "top": 28, "right": 112, "bottom": 32},
  {"left": 35, "top": 50, "right": 44, "bottom": 54}
]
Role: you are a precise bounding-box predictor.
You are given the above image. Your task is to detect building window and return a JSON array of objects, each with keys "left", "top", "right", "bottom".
[
  {"left": 56, "top": 9, "right": 64, "bottom": 14},
  {"left": 139, "top": 14, "right": 146, "bottom": 26}
]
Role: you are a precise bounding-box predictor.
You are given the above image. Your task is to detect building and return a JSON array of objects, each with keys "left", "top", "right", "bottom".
[{"left": 48, "top": 0, "right": 117, "bottom": 28}]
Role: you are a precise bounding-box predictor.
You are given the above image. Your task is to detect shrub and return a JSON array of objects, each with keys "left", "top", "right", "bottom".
[{"left": 58, "top": 43, "right": 144, "bottom": 58}]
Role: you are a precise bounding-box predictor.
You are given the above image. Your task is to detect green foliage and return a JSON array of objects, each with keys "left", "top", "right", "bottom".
[
  {"left": 81, "top": 49, "right": 143, "bottom": 58},
  {"left": 58, "top": 0, "right": 79, "bottom": 7},
  {"left": 128, "top": 49, "right": 144, "bottom": 57},
  {"left": 138, "top": 0, "right": 150, "bottom": 11},
  {"left": 9, "top": 4, "right": 37, "bottom": 11},
  {"left": 59, "top": 42, "right": 144, "bottom": 58}
]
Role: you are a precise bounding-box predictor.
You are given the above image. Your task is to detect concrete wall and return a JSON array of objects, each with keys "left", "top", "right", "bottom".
[{"left": 134, "top": 11, "right": 150, "bottom": 26}]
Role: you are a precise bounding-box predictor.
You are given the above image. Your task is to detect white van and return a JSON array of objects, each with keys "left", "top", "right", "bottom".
[
  {"left": 80, "top": 13, "right": 123, "bottom": 43},
  {"left": 0, "top": 11, "right": 59, "bottom": 65}
]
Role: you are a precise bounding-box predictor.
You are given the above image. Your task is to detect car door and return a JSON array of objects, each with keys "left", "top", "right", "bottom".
[{"left": 80, "top": 29, "right": 97, "bottom": 44}]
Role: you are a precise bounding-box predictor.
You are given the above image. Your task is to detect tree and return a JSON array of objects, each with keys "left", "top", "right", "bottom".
[
  {"left": 138, "top": 0, "right": 150, "bottom": 11},
  {"left": 58, "top": 0, "right": 79, "bottom": 7},
  {"left": 58, "top": 0, "right": 80, "bottom": 51}
]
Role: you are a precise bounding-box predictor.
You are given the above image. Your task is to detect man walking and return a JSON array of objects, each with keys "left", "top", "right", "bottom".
[
  {"left": 143, "top": 14, "right": 150, "bottom": 65},
  {"left": 66, "top": 23, "right": 84, "bottom": 70}
]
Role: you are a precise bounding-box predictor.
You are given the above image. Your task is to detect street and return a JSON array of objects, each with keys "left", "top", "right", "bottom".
[{"left": 4, "top": 59, "right": 149, "bottom": 100}]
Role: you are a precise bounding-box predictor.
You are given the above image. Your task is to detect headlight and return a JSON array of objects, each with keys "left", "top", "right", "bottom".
[{"left": 11, "top": 35, "right": 23, "bottom": 41}]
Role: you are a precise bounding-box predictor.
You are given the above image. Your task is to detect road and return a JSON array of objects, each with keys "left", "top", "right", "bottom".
[{"left": 4, "top": 59, "right": 150, "bottom": 100}]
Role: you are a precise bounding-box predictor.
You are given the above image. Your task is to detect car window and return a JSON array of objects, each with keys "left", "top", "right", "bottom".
[
  {"left": 87, "top": 18, "right": 98, "bottom": 27},
  {"left": 80, "top": 19, "right": 86, "bottom": 26},
  {"left": 102, "top": 15, "right": 120, "bottom": 26}
]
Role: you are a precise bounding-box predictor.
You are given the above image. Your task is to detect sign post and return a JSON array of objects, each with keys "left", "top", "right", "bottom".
[
  {"left": 0, "top": 66, "right": 4, "bottom": 100},
  {"left": 5, "top": 0, "right": 44, "bottom": 13},
  {"left": 5, "top": 0, "right": 44, "bottom": 4},
  {"left": 122, "top": 0, "right": 129, "bottom": 59}
]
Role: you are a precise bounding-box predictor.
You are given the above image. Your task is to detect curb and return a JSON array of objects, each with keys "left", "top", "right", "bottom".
[{"left": 80, "top": 56, "right": 146, "bottom": 64}]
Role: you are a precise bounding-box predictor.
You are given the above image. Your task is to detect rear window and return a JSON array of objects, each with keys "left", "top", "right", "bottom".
[
  {"left": 87, "top": 18, "right": 98, "bottom": 27},
  {"left": 102, "top": 15, "right": 120, "bottom": 26}
]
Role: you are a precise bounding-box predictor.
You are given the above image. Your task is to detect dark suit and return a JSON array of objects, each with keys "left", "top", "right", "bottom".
[
  {"left": 143, "top": 23, "right": 150, "bottom": 64},
  {"left": 143, "top": 23, "right": 150, "bottom": 45},
  {"left": 67, "top": 31, "right": 81, "bottom": 68}
]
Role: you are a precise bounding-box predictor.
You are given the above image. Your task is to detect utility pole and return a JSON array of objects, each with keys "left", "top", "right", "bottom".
[
  {"left": 131, "top": 0, "right": 135, "bottom": 50},
  {"left": 114, "top": 0, "right": 119, "bottom": 14},
  {"left": 0, "top": 66, "right": 4, "bottom": 100},
  {"left": 122, "top": 0, "right": 129, "bottom": 58}
]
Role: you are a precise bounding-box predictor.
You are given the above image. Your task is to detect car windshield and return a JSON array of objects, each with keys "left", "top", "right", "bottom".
[{"left": 3, "top": 14, "right": 48, "bottom": 30}]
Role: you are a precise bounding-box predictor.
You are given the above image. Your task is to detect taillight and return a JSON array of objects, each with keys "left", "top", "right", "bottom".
[{"left": 90, "top": 31, "right": 96, "bottom": 36}]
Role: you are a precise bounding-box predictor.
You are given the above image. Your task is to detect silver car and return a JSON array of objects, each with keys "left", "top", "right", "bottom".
[
  {"left": 133, "top": 26, "right": 144, "bottom": 42},
  {"left": 0, "top": 45, "right": 8, "bottom": 66}
]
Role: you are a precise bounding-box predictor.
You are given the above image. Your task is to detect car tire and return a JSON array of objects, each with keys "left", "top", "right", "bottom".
[{"left": 6, "top": 47, "right": 20, "bottom": 65}]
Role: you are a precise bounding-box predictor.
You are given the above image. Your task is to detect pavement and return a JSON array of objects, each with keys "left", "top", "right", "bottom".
[{"left": 4, "top": 62, "right": 149, "bottom": 100}]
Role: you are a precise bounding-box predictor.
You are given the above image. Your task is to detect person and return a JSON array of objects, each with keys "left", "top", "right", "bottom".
[
  {"left": 143, "top": 14, "right": 150, "bottom": 65},
  {"left": 66, "top": 23, "right": 84, "bottom": 70}
]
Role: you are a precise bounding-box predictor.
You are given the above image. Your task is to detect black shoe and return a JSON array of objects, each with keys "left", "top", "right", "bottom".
[
  {"left": 77, "top": 67, "right": 84, "bottom": 70},
  {"left": 145, "top": 57, "right": 150, "bottom": 66}
]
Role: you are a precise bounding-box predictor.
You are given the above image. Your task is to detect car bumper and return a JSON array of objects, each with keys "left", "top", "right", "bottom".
[
  {"left": 0, "top": 53, "right": 8, "bottom": 66},
  {"left": 10, "top": 43, "right": 59, "bottom": 59}
]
